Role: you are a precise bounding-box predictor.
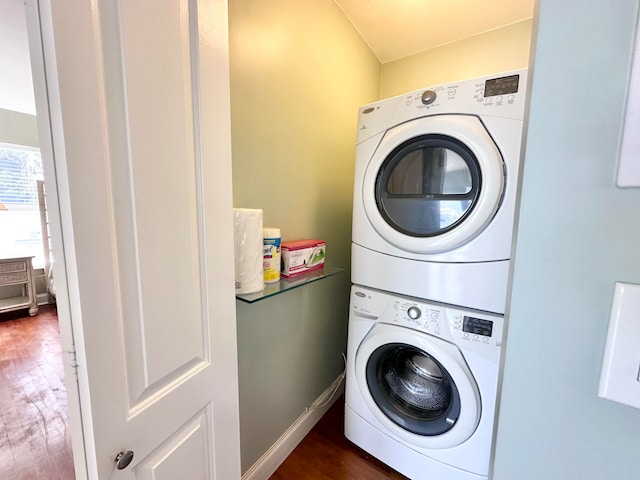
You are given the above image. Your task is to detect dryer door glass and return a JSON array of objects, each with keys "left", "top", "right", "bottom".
[
  {"left": 366, "top": 343, "right": 461, "bottom": 436},
  {"left": 375, "top": 134, "right": 481, "bottom": 237}
]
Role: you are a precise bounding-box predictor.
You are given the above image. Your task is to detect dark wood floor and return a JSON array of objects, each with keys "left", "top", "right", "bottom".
[
  {"left": 0, "top": 306, "right": 405, "bottom": 480},
  {"left": 270, "top": 397, "right": 408, "bottom": 480},
  {"left": 0, "top": 305, "right": 74, "bottom": 480}
]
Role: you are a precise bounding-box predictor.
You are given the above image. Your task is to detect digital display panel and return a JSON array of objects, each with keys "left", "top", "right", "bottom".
[
  {"left": 463, "top": 316, "right": 493, "bottom": 337},
  {"left": 484, "top": 74, "right": 520, "bottom": 97}
]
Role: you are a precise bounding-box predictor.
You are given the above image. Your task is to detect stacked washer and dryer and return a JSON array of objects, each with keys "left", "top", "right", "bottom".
[{"left": 345, "top": 70, "right": 528, "bottom": 480}]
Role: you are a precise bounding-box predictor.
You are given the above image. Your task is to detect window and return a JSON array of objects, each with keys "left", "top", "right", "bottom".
[{"left": 0, "top": 143, "right": 45, "bottom": 267}]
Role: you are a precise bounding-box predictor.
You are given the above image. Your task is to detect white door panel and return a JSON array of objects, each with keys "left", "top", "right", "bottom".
[
  {"left": 31, "top": 0, "right": 240, "bottom": 478},
  {"left": 134, "top": 408, "right": 212, "bottom": 480},
  {"left": 103, "top": 0, "right": 206, "bottom": 407}
]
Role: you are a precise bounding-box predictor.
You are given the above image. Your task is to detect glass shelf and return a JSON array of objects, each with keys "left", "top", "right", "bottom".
[{"left": 235, "top": 266, "right": 344, "bottom": 304}]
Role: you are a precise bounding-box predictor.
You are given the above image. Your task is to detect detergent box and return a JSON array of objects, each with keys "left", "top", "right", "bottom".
[{"left": 281, "top": 239, "right": 326, "bottom": 278}]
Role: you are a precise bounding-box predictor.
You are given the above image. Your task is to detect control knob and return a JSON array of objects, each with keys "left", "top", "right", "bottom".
[
  {"left": 407, "top": 306, "right": 421, "bottom": 319},
  {"left": 421, "top": 89, "right": 437, "bottom": 105}
]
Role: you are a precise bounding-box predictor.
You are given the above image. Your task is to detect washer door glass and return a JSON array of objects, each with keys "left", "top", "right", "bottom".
[
  {"left": 376, "top": 134, "right": 481, "bottom": 237},
  {"left": 366, "top": 343, "right": 461, "bottom": 436}
]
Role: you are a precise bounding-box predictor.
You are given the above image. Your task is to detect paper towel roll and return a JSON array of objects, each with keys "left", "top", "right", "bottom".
[{"left": 233, "top": 208, "right": 265, "bottom": 294}]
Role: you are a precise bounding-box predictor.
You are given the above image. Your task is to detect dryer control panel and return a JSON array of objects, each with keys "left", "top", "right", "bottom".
[{"left": 356, "top": 69, "right": 528, "bottom": 145}]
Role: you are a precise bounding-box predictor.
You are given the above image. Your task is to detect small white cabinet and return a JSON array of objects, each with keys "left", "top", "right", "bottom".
[{"left": 0, "top": 256, "right": 38, "bottom": 316}]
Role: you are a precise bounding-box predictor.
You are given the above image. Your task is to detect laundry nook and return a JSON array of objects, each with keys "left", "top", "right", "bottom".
[{"left": 1, "top": 1, "right": 639, "bottom": 479}]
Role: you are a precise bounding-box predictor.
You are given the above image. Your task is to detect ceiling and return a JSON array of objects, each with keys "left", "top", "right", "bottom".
[
  {"left": 0, "top": 0, "right": 535, "bottom": 115},
  {"left": 334, "top": 0, "right": 535, "bottom": 63}
]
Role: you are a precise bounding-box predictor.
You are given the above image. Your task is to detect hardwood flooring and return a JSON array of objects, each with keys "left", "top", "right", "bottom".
[
  {"left": 270, "top": 396, "right": 408, "bottom": 480},
  {"left": 0, "top": 305, "right": 74, "bottom": 480}
]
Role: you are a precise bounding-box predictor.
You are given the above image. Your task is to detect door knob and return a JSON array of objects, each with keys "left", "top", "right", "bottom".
[{"left": 114, "top": 450, "right": 134, "bottom": 470}]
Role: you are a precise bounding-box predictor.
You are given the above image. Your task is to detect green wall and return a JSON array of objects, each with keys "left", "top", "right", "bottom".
[
  {"left": 228, "top": 0, "right": 379, "bottom": 472},
  {"left": 0, "top": 108, "right": 39, "bottom": 148},
  {"left": 235, "top": 274, "right": 347, "bottom": 472},
  {"left": 230, "top": 0, "right": 379, "bottom": 262},
  {"left": 380, "top": 20, "right": 533, "bottom": 98},
  {"left": 493, "top": 0, "right": 640, "bottom": 478}
]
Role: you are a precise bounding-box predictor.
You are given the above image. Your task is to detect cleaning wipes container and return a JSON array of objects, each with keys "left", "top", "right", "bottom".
[{"left": 263, "top": 227, "right": 281, "bottom": 283}]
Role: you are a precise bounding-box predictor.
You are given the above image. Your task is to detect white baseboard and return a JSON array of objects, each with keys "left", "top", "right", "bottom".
[{"left": 242, "top": 374, "right": 345, "bottom": 480}]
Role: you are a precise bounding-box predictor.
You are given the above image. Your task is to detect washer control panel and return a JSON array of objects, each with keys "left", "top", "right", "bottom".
[
  {"left": 388, "top": 297, "right": 450, "bottom": 340},
  {"left": 448, "top": 311, "right": 501, "bottom": 347},
  {"left": 351, "top": 286, "right": 503, "bottom": 362}
]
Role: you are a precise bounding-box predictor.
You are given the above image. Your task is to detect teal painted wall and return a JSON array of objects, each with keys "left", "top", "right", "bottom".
[{"left": 493, "top": 1, "right": 640, "bottom": 478}]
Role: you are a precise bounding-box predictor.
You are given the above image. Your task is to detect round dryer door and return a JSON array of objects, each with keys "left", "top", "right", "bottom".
[
  {"left": 362, "top": 115, "right": 504, "bottom": 254},
  {"left": 355, "top": 323, "right": 481, "bottom": 449}
]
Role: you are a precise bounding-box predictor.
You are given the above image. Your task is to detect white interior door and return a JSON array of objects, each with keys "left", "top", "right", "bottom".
[{"left": 28, "top": 0, "right": 241, "bottom": 478}]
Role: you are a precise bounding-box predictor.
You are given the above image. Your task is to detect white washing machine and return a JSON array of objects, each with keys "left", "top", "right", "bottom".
[
  {"left": 352, "top": 70, "right": 528, "bottom": 314},
  {"left": 345, "top": 285, "right": 503, "bottom": 480}
]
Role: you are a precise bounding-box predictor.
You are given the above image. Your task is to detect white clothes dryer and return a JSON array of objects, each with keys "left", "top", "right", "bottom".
[
  {"left": 345, "top": 285, "right": 503, "bottom": 480},
  {"left": 352, "top": 70, "right": 528, "bottom": 313}
]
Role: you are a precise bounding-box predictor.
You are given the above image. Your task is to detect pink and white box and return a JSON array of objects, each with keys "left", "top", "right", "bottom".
[{"left": 281, "top": 239, "right": 326, "bottom": 278}]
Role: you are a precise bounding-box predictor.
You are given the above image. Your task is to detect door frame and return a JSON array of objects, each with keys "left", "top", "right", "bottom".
[{"left": 24, "top": 1, "right": 89, "bottom": 477}]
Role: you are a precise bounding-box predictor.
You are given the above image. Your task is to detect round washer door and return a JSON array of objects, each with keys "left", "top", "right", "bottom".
[
  {"left": 362, "top": 115, "right": 504, "bottom": 254},
  {"left": 355, "top": 323, "right": 481, "bottom": 449}
]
